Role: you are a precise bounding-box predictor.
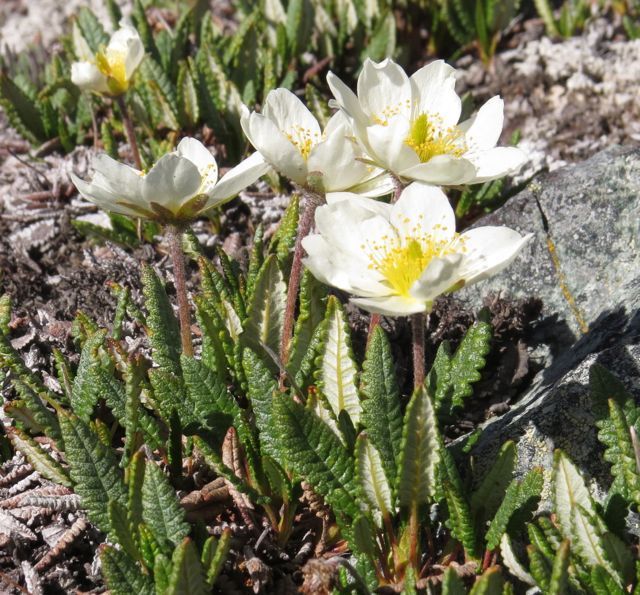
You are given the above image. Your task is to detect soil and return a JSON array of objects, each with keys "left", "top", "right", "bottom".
[{"left": 1, "top": 4, "right": 639, "bottom": 594}]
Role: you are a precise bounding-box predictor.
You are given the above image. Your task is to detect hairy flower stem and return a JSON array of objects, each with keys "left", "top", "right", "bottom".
[
  {"left": 167, "top": 225, "right": 193, "bottom": 357},
  {"left": 411, "top": 313, "right": 425, "bottom": 389},
  {"left": 408, "top": 500, "right": 419, "bottom": 571},
  {"left": 279, "top": 190, "right": 323, "bottom": 370},
  {"left": 116, "top": 95, "right": 143, "bottom": 170}
]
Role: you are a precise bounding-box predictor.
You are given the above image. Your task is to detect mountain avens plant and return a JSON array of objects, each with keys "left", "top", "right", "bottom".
[{"left": 71, "top": 137, "right": 269, "bottom": 356}]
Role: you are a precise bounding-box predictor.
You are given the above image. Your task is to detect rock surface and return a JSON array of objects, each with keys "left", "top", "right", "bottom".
[{"left": 458, "top": 146, "right": 640, "bottom": 495}]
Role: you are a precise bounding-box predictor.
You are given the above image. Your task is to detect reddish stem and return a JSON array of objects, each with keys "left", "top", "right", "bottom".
[
  {"left": 411, "top": 313, "right": 425, "bottom": 390},
  {"left": 167, "top": 225, "right": 193, "bottom": 357},
  {"left": 116, "top": 95, "right": 143, "bottom": 170}
]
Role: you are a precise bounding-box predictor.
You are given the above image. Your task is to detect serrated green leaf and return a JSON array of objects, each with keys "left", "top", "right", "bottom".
[
  {"left": 76, "top": 7, "right": 109, "bottom": 53},
  {"left": 553, "top": 449, "right": 596, "bottom": 539},
  {"left": 471, "top": 440, "right": 517, "bottom": 525},
  {"left": 485, "top": 468, "right": 543, "bottom": 550},
  {"left": 360, "top": 326, "right": 402, "bottom": 483},
  {"left": 396, "top": 386, "right": 439, "bottom": 508},
  {"left": 71, "top": 330, "right": 107, "bottom": 420},
  {"left": 499, "top": 533, "right": 536, "bottom": 587},
  {"left": 127, "top": 450, "right": 145, "bottom": 532},
  {"left": 355, "top": 433, "right": 392, "bottom": 523},
  {"left": 142, "top": 266, "right": 181, "bottom": 374},
  {"left": 270, "top": 194, "right": 299, "bottom": 273},
  {"left": 167, "top": 538, "right": 208, "bottom": 595},
  {"left": 317, "top": 297, "right": 361, "bottom": 426},
  {"left": 428, "top": 316, "right": 492, "bottom": 418},
  {"left": 272, "top": 393, "right": 360, "bottom": 517},
  {"left": 442, "top": 566, "right": 466, "bottom": 595},
  {"left": 6, "top": 427, "right": 71, "bottom": 487},
  {"left": 548, "top": 539, "right": 570, "bottom": 595},
  {"left": 177, "top": 60, "right": 200, "bottom": 128},
  {"left": 203, "top": 529, "right": 232, "bottom": 587},
  {"left": 528, "top": 544, "right": 551, "bottom": 591},
  {"left": 60, "top": 412, "right": 127, "bottom": 533},
  {"left": 591, "top": 565, "right": 626, "bottom": 595},
  {"left": 243, "top": 254, "right": 286, "bottom": 363},
  {"left": 469, "top": 566, "right": 504, "bottom": 594},
  {"left": 108, "top": 500, "right": 140, "bottom": 561},
  {"left": 100, "top": 545, "right": 154, "bottom": 595},
  {"left": 138, "top": 57, "right": 179, "bottom": 129},
  {"left": 142, "top": 462, "right": 190, "bottom": 551}
]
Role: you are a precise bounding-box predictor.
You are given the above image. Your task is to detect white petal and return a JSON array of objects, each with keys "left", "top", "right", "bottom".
[
  {"left": 345, "top": 171, "right": 396, "bottom": 197},
  {"left": 326, "top": 192, "right": 392, "bottom": 217},
  {"left": 70, "top": 172, "right": 142, "bottom": 217},
  {"left": 410, "top": 253, "right": 465, "bottom": 302},
  {"left": 410, "top": 60, "right": 460, "bottom": 126},
  {"left": 307, "top": 117, "right": 372, "bottom": 191},
  {"left": 176, "top": 137, "right": 219, "bottom": 193},
  {"left": 466, "top": 147, "right": 526, "bottom": 184},
  {"left": 399, "top": 155, "right": 477, "bottom": 185},
  {"left": 366, "top": 117, "right": 419, "bottom": 175},
  {"left": 461, "top": 96, "right": 504, "bottom": 151},
  {"left": 71, "top": 62, "right": 109, "bottom": 94},
  {"left": 142, "top": 154, "right": 201, "bottom": 210},
  {"left": 453, "top": 227, "right": 532, "bottom": 286},
  {"left": 91, "top": 153, "right": 143, "bottom": 202},
  {"left": 243, "top": 112, "right": 308, "bottom": 185},
  {"left": 108, "top": 22, "right": 144, "bottom": 79},
  {"left": 357, "top": 58, "right": 411, "bottom": 122},
  {"left": 206, "top": 152, "right": 270, "bottom": 207},
  {"left": 327, "top": 70, "right": 368, "bottom": 128},
  {"left": 262, "top": 88, "right": 321, "bottom": 139},
  {"left": 351, "top": 295, "right": 427, "bottom": 316},
  {"left": 392, "top": 183, "right": 456, "bottom": 244}
]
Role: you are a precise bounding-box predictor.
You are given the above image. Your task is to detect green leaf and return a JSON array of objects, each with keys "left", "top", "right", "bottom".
[
  {"left": 270, "top": 194, "right": 299, "bottom": 273},
  {"left": 288, "top": 270, "right": 327, "bottom": 375},
  {"left": 142, "top": 265, "right": 181, "bottom": 374},
  {"left": 202, "top": 529, "right": 232, "bottom": 587},
  {"left": 360, "top": 326, "right": 402, "bottom": 483},
  {"left": 485, "top": 468, "right": 543, "bottom": 550},
  {"left": 317, "top": 297, "right": 361, "bottom": 426},
  {"left": 548, "top": 540, "right": 570, "bottom": 595},
  {"left": 553, "top": 449, "right": 596, "bottom": 539},
  {"left": 471, "top": 440, "right": 517, "bottom": 526},
  {"left": 100, "top": 546, "right": 154, "bottom": 595},
  {"left": 469, "top": 566, "right": 504, "bottom": 594},
  {"left": 132, "top": 0, "right": 159, "bottom": 61},
  {"left": 428, "top": 316, "right": 492, "bottom": 418},
  {"left": 396, "top": 386, "right": 439, "bottom": 508},
  {"left": 71, "top": 330, "right": 107, "bottom": 420},
  {"left": 528, "top": 545, "right": 551, "bottom": 591},
  {"left": 0, "top": 73, "right": 46, "bottom": 140},
  {"left": 177, "top": 60, "right": 200, "bottom": 128},
  {"left": 138, "top": 57, "right": 179, "bottom": 129},
  {"left": 591, "top": 565, "right": 626, "bottom": 595},
  {"left": 180, "top": 355, "right": 237, "bottom": 433},
  {"left": 60, "top": 412, "right": 127, "bottom": 533},
  {"left": 108, "top": 500, "right": 140, "bottom": 561},
  {"left": 167, "top": 538, "right": 208, "bottom": 595},
  {"left": 355, "top": 433, "right": 392, "bottom": 522},
  {"left": 127, "top": 451, "right": 145, "bottom": 532},
  {"left": 6, "top": 427, "right": 71, "bottom": 487},
  {"left": 142, "top": 462, "right": 190, "bottom": 551},
  {"left": 243, "top": 255, "right": 287, "bottom": 363},
  {"left": 286, "top": 0, "right": 315, "bottom": 58},
  {"left": 533, "top": 0, "right": 560, "bottom": 37},
  {"left": 442, "top": 566, "right": 467, "bottom": 595},
  {"left": 75, "top": 7, "right": 110, "bottom": 53},
  {"left": 499, "top": 534, "right": 536, "bottom": 588},
  {"left": 443, "top": 477, "right": 479, "bottom": 559},
  {"left": 272, "top": 393, "right": 360, "bottom": 518}
]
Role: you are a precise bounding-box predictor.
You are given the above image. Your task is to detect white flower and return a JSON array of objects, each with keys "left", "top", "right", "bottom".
[
  {"left": 71, "top": 21, "right": 144, "bottom": 96},
  {"left": 71, "top": 138, "right": 269, "bottom": 224},
  {"left": 240, "top": 88, "right": 393, "bottom": 195},
  {"left": 302, "top": 182, "right": 531, "bottom": 316},
  {"left": 327, "top": 58, "right": 526, "bottom": 186}
]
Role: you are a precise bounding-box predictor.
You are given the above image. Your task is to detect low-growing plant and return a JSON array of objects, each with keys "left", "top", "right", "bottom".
[{"left": 534, "top": 0, "right": 593, "bottom": 39}]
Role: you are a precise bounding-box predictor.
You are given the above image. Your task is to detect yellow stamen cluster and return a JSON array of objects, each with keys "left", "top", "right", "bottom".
[
  {"left": 285, "top": 125, "right": 319, "bottom": 160},
  {"left": 363, "top": 217, "right": 462, "bottom": 297},
  {"left": 372, "top": 99, "right": 411, "bottom": 126},
  {"left": 405, "top": 113, "right": 467, "bottom": 162},
  {"left": 96, "top": 48, "right": 129, "bottom": 94}
]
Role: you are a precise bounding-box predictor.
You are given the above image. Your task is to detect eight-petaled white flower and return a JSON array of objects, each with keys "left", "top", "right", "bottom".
[
  {"left": 327, "top": 58, "right": 525, "bottom": 186},
  {"left": 71, "top": 21, "right": 144, "bottom": 96},
  {"left": 241, "top": 88, "right": 393, "bottom": 195},
  {"left": 302, "top": 182, "right": 531, "bottom": 316},
  {"left": 71, "top": 138, "right": 269, "bottom": 224}
]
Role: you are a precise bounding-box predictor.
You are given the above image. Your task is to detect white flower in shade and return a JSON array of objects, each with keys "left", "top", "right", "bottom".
[
  {"left": 71, "top": 21, "right": 144, "bottom": 96},
  {"left": 71, "top": 138, "right": 269, "bottom": 224},
  {"left": 327, "top": 58, "right": 526, "bottom": 186},
  {"left": 240, "top": 88, "right": 393, "bottom": 195},
  {"left": 302, "top": 182, "right": 531, "bottom": 316}
]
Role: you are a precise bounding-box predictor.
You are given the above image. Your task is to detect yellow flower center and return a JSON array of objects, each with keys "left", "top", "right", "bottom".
[
  {"left": 405, "top": 113, "right": 467, "bottom": 162},
  {"left": 285, "top": 125, "right": 319, "bottom": 161},
  {"left": 363, "top": 220, "right": 462, "bottom": 297},
  {"left": 96, "top": 48, "right": 129, "bottom": 94}
]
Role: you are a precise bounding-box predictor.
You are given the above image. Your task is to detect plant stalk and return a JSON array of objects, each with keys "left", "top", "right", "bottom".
[
  {"left": 116, "top": 95, "right": 143, "bottom": 171},
  {"left": 408, "top": 500, "right": 419, "bottom": 571},
  {"left": 279, "top": 189, "right": 323, "bottom": 368},
  {"left": 411, "top": 313, "right": 425, "bottom": 390},
  {"left": 167, "top": 225, "right": 193, "bottom": 357}
]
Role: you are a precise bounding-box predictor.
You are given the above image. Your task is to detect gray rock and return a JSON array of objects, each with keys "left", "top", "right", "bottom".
[{"left": 457, "top": 146, "right": 640, "bottom": 494}]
